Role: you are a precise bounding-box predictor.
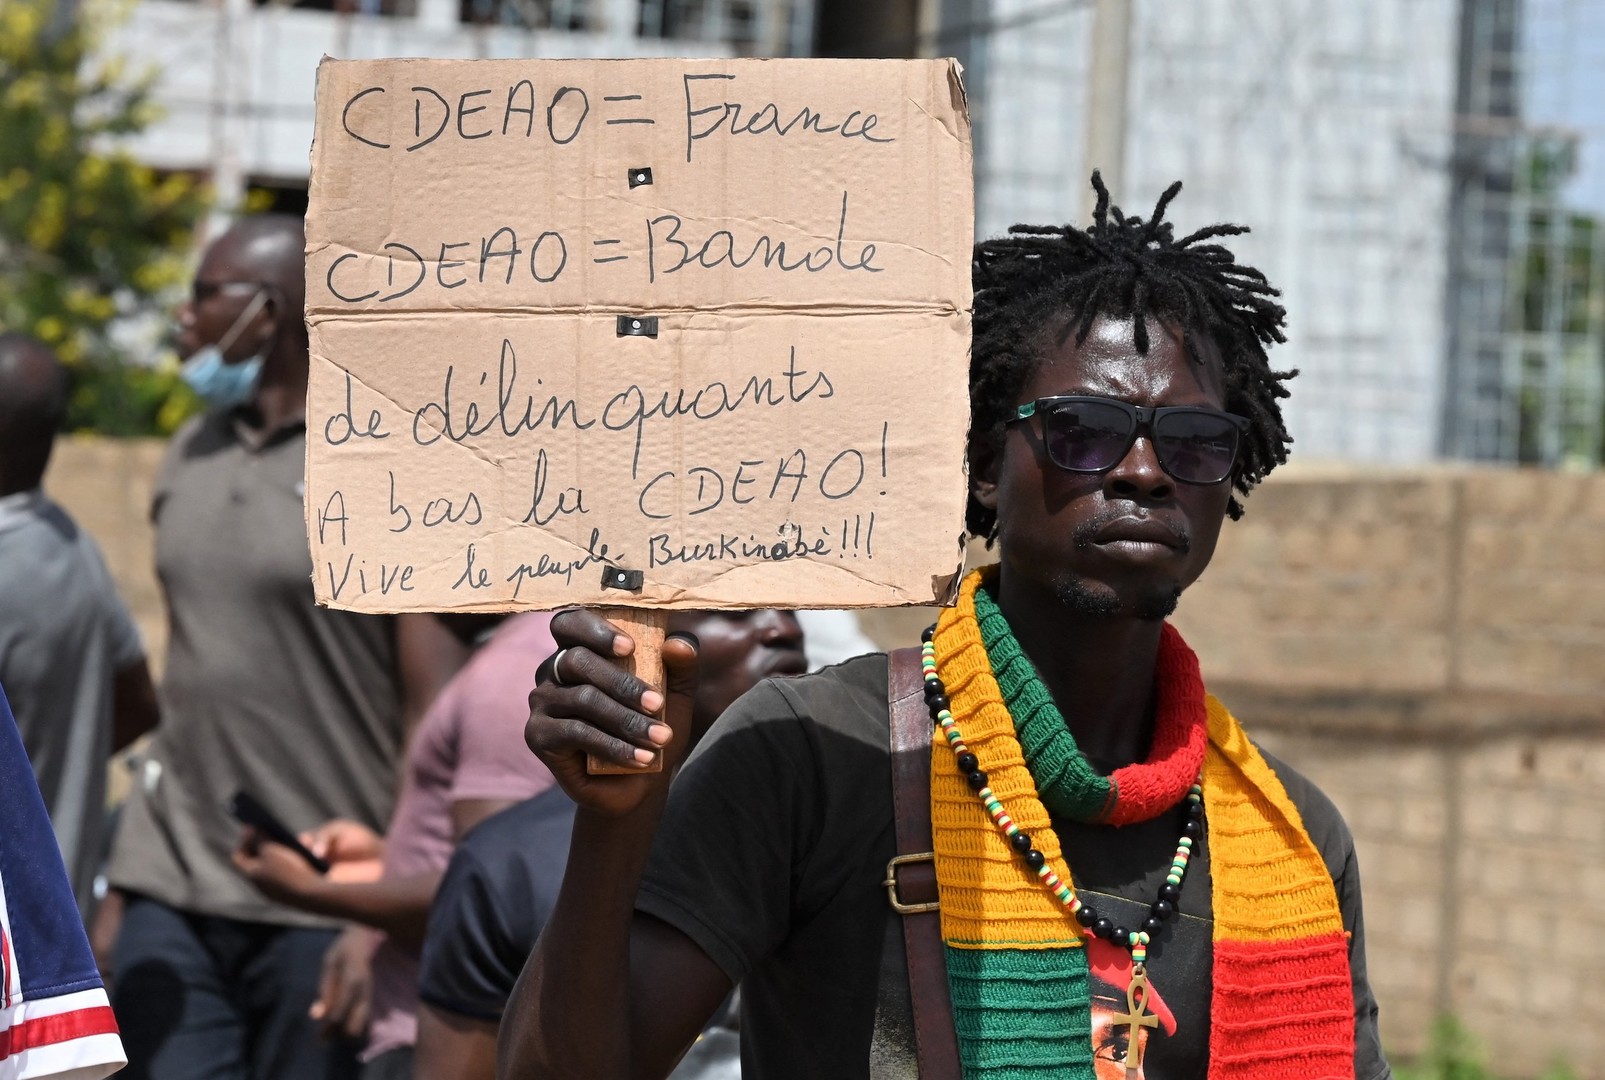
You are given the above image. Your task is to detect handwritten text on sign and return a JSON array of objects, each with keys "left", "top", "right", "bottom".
[{"left": 305, "top": 58, "right": 974, "bottom": 611}]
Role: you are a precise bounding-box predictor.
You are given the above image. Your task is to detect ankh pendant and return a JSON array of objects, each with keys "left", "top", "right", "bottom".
[{"left": 1111, "top": 963, "right": 1159, "bottom": 1079}]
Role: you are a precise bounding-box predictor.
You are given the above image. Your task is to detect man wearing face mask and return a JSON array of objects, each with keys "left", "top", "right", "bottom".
[{"left": 102, "top": 215, "right": 468, "bottom": 1080}]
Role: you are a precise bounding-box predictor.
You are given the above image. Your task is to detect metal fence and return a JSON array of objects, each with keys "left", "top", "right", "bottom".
[{"left": 955, "top": 0, "right": 1605, "bottom": 468}]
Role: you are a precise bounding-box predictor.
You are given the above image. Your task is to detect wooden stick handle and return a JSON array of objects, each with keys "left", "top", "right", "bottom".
[{"left": 586, "top": 608, "right": 669, "bottom": 775}]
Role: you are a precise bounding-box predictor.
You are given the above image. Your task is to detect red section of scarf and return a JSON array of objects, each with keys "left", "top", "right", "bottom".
[
  {"left": 1208, "top": 932, "right": 1356, "bottom": 1080},
  {"left": 1104, "top": 622, "right": 1208, "bottom": 824}
]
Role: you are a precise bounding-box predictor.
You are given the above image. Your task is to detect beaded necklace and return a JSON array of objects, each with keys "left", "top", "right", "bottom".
[{"left": 921, "top": 626, "right": 1198, "bottom": 1075}]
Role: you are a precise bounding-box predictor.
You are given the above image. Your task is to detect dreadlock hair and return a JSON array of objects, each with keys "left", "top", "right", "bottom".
[{"left": 968, "top": 171, "right": 1296, "bottom": 540}]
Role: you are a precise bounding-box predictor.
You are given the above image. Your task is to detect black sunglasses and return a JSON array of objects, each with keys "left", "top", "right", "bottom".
[{"left": 1007, "top": 395, "right": 1250, "bottom": 485}]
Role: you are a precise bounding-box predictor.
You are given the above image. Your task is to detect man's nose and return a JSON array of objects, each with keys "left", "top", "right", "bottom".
[
  {"left": 756, "top": 609, "right": 804, "bottom": 647},
  {"left": 1103, "top": 433, "right": 1174, "bottom": 501}
]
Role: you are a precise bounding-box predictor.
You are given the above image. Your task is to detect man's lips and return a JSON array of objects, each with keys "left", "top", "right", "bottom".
[
  {"left": 762, "top": 650, "right": 810, "bottom": 677},
  {"left": 1087, "top": 517, "right": 1188, "bottom": 556},
  {"left": 1094, "top": 518, "right": 1184, "bottom": 546}
]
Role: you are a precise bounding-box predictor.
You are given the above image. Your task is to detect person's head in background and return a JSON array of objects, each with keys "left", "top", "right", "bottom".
[
  {"left": 177, "top": 213, "right": 308, "bottom": 417},
  {"left": 468, "top": 610, "right": 806, "bottom": 721},
  {"left": 673, "top": 609, "right": 807, "bottom": 727},
  {"left": 0, "top": 332, "right": 70, "bottom": 499}
]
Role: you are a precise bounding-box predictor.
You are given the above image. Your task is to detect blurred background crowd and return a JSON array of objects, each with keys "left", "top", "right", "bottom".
[{"left": 1, "top": 0, "right": 1603, "bottom": 1078}]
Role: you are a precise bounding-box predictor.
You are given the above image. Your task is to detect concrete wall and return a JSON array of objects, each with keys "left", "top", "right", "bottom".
[
  {"left": 44, "top": 438, "right": 169, "bottom": 672},
  {"left": 43, "top": 440, "right": 1605, "bottom": 1075},
  {"left": 1179, "top": 464, "right": 1605, "bottom": 1073},
  {"left": 1238, "top": 691, "right": 1605, "bottom": 1076}
]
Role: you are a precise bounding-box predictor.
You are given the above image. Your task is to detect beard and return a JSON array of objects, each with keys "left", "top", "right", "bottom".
[
  {"left": 1052, "top": 512, "right": 1189, "bottom": 619},
  {"left": 1053, "top": 574, "right": 1183, "bottom": 621}
]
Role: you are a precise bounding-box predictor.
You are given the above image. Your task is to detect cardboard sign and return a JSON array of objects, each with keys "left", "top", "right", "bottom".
[{"left": 305, "top": 58, "right": 973, "bottom": 611}]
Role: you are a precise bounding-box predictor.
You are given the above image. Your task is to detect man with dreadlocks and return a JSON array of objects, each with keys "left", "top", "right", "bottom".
[{"left": 501, "top": 176, "right": 1390, "bottom": 1080}]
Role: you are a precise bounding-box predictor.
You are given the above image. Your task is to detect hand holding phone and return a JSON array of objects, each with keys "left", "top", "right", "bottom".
[{"left": 228, "top": 791, "right": 331, "bottom": 875}]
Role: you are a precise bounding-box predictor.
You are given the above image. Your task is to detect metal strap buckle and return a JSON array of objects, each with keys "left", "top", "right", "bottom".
[{"left": 883, "top": 852, "right": 940, "bottom": 914}]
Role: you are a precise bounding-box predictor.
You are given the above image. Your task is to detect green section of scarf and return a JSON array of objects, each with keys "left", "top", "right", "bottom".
[
  {"left": 946, "top": 948, "right": 1094, "bottom": 1079},
  {"left": 972, "top": 584, "right": 1114, "bottom": 821}
]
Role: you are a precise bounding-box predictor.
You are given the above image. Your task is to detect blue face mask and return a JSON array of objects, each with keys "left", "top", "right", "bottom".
[
  {"left": 181, "top": 346, "right": 264, "bottom": 407},
  {"left": 180, "top": 289, "right": 271, "bottom": 407}
]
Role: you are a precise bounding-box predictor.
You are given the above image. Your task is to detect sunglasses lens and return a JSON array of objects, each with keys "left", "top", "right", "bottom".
[
  {"left": 1040, "top": 400, "right": 1134, "bottom": 472},
  {"left": 1155, "top": 411, "right": 1240, "bottom": 483}
]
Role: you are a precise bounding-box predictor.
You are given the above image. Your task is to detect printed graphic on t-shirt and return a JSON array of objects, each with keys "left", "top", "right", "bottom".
[
  {"left": 1088, "top": 936, "right": 1177, "bottom": 1078},
  {"left": 1077, "top": 891, "right": 1211, "bottom": 1080}
]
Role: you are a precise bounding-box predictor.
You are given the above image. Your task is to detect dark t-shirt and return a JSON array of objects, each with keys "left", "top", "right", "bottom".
[
  {"left": 418, "top": 788, "right": 577, "bottom": 1021},
  {"left": 419, "top": 791, "right": 743, "bottom": 1080},
  {"left": 635, "top": 653, "right": 1390, "bottom": 1080}
]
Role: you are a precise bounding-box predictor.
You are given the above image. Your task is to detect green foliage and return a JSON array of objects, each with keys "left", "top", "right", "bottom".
[
  {"left": 1508, "top": 136, "right": 1605, "bottom": 467},
  {"left": 0, "top": 0, "right": 209, "bottom": 435},
  {"left": 1395, "top": 1016, "right": 1577, "bottom": 1080}
]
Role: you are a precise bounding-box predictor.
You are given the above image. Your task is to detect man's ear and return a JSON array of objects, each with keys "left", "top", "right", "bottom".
[
  {"left": 968, "top": 428, "right": 1001, "bottom": 513},
  {"left": 250, "top": 289, "right": 283, "bottom": 350}
]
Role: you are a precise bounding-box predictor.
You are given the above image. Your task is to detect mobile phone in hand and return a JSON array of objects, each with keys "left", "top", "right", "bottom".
[{"left": 227, "top": 791, "right": 331, "bottom": 874}]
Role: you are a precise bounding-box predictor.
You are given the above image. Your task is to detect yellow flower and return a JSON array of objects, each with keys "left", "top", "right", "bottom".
[
  {"left": 153, "top": 172, "right": 192, "bottom": 210},
  {"left": 157, "top": 392, "right": 201, "bottom": 435},
  {"left": 75, "top": 155, "right": 110, "bottom": 191},
  {"left": 133, "top": 259, "right": 184, "bottom": 293},
  {"left": 26, "top": 183, "right": 67, "bottom": 251},
  {"left": 0, "top": 168, "right": 28, "bottom": 202},
  {"left": 64, "top": 287, "right": 115, "bottom": 322},
  {"left": 0, "top": 2, "right": 43, "bottom": 48},
  {"left": 97, "top": 55, "right": 126, "bottom": 86},
  {"left": 37, "top": 116, "right": 69, "bottom": 156},
  {"left": 4, "top": 74, "right": 46, "bottom": 109}
]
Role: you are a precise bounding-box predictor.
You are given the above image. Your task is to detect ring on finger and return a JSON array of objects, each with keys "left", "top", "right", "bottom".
[{"left": 549, "top": 648, "right": 573, "bottom": 687}]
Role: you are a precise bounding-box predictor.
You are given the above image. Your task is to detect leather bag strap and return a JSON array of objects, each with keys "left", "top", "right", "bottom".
[{"left": 885, "top": 646, "right": 962, "bottom": 1080}]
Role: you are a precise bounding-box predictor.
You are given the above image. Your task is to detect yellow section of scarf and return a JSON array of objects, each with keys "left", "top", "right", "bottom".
[
  {"left": 931, "top": 573, "right": 1083, "bottom": 950},
  {"left": 1202, "top": 705, "right": 1346, "bottom": 941}
]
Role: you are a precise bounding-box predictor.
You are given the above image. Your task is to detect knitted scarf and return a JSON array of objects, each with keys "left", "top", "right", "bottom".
[{"left": 930, "top": 570, "right": 1354, "bottom": 1079}]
